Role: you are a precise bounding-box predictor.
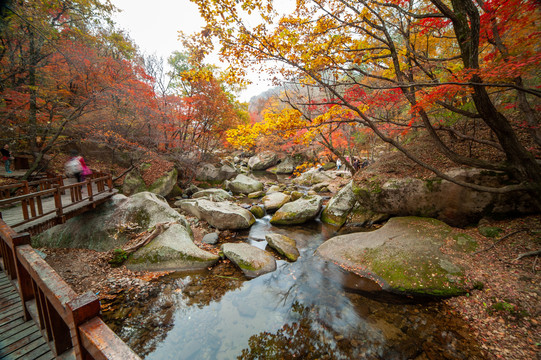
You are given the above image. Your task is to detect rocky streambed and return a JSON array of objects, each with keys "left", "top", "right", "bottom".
[
  {"left": 101, "top": 216, "right": 486, "bottom": 360},
  {"left": 38, "top": 155, "right": 539, "bottom": 359}
]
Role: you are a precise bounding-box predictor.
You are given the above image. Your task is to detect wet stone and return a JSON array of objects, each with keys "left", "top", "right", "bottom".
[{"left": 202, "top": 232, "right": 220, "bottom": 245}]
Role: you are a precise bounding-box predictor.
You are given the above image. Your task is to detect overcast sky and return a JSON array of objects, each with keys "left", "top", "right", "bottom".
[{"left": 109, "top": 0, "right": 274, "bottom": 101}]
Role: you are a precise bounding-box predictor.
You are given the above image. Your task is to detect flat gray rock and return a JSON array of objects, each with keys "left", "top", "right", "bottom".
[
  {"left": 178, "top": 199, "right": 255, "bottom": 230},
  {"left": 191, "top": 188, "right": 233, "bottom": 202},
  {"left": 221, "top": 243, "right": 277, "bottom": 278},
  {"left": 270, "top": 195, "right": 323, "bottom": 225},
  {"left": 262, "top": 192, "right": 291, "bottom": 213},
  {"left": 228, "top": 174, "right": 264, "bottom": 194},
  {"left": 127, "top": 224, "right": 219, "bottom": 272},
  {"left": 316, "top": 217, "right": 475, "bottom": 297},
  {"left": 202, "top": 232, "right": 220, "bottom": 245}
]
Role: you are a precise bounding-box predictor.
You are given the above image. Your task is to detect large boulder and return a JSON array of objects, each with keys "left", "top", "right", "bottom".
[
  {"left": 123, "top": 168, "right": 178, "bottom": 198},
  {"left": 126, "top": 223, "right": 219, "bottom": 272},
  {"left": 265, "top": 233, "right": 299, "bottom": 261},
  {"left": 273, "top": 157, "right": 296, "bottom": 174},
  {"left": 196, "top": 163, "right": 237, "bottom": 183},
  {"left": 192, "top": 188, "right": 233, "bottom": 202},
  {"left": 122, "top": 169, "right": 147, "bottom": 196},
  {"left": 148, "top": 168, "right": 178, "bottom": 197},
  {"left": 33, "top": 192, "right": 191, "bottom": 251},
  {"left": 113, "top": 192, "right": 190, "bottom": 231},
  {"left": 228, "top": 174, "right": 264, "bottom": 194},
  {"left": 353, "top": 169, "right": 537, "bottom": 227},
  {"left": 247, "top": 151, "right": 279, "bottom": 171},
  {"left": 219, "top": 164, "right": 238, "bottom": 181},
  {"left": 221, "top": 243, "right": 277, "bottom": 278},
  {"left": 262, "top": 192, "right": 291, "bottom": 213},
  {"left": 270, "top": 195, "right": 323, "bottom": 225},
  {"left": 177, "top": 199, "right": 256, "bottom": 230},
  {"left": 292, "top": 170, "right": 333, "bottom": 186},
  {"left": 34, "top": 192, "right": 220, "bottom": 272},
  {"left": 316, "top": 217, "right": 477, "bottom": 297},
  {"left": 195, "top": 163, "right": 221, "bottom": 183},
  {"left": 321, "top": 181, "right": 358, "bottom": 226}
]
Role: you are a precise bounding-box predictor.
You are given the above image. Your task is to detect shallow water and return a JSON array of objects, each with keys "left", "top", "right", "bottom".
[{"left": 103, "top": 216, "right": 484, "bottom": 360}]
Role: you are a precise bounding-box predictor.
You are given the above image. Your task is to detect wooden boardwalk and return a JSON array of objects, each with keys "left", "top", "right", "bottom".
[
  {"left": 0, "top": 175, "right": 118, "bottom": 235},
  {"left": 1, "top": 180, "right": 116, "bottom": 234},
  {"left": 0, "top": 271, "right": 54, "bottom": 360},
  {"left": 0, "top": 174, "right": 139, "bottom": 360}
]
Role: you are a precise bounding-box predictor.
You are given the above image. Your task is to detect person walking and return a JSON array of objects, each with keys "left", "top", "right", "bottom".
[
  {"left": 65, "top": 150, "right": 88, "bottom": 182},
  {"left": 336, "top": 158, "right": 342, "bottom": 170},
  {"left": 1, "top": 144, "right": 13, "bottom": 173}
]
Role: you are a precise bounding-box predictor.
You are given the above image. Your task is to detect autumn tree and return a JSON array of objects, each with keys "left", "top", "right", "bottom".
[
  {"left": 138, "top": 49, "right": 249, "bottom": 180},
  {"left": 0, "top": 0, "right": 142, "bottom": 177},
  {"left": 190, "top": 0, "right": 541, "bottom": 202}
]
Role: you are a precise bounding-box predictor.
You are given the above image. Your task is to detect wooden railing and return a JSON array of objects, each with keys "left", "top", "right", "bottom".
[
  {"left": 0, "top": 172, "right": 114, "bottom": 231},
  {"left": 0, "top": 175, "right": 64, "bottom": 200},
  {"left": 0, "top": 219, "right": 140, "bottom": 360}
]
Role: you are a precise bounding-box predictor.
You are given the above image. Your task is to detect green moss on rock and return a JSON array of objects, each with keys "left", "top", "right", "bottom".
[
  {"left": 452, "top": 233, "right": 478, "bottom": 252},
  {"left": 479, "top": 226, "right": 503, "bottom": 238},
  {"left": 320, "top": 211, "right": 343, "bottom": 226},
  {"left": 425, "top": 178, "right": 442, "bottom": 192},
  {"left": 363, "top": 248, "right": 466, "bottom": 297}
]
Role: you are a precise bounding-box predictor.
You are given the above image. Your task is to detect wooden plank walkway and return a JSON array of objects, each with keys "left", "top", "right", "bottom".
[
  {"left": 0, "top": 179, "right": 117, "bottom": 235},
  {"left": 0, "top": 173, "right": 140, "bottom": 360},
  {"left": 0, "top": 271, "right": 54, "bottom": 360}
]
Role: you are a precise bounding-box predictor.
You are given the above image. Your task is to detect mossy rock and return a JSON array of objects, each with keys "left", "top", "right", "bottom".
[
  {"left": 250, "top": 205, "right": 265, "bottom": 219},
  {"left": 452, "top": 233, "right": 478, "bottom": 252},
  {"left": 424, "top": 178, "right": 443, "bottom": 192},
  {"left": 109, "top": 249, "right": 129, "bottom": 267},
  {"left": 148, "top": 168, "right": 178, "bottom": 197},
  {"left": 290, "top": 191, "right": 303, "bottom": 201},
  {"left": 478, "top": 226, "right": 503, "bottom": 238},
  {"left": 316, "top": 217, "right": 474, "bottom": 298},
  {"left": 126, "top": 223, "right": 218, "bottom": 271},
  {"left": 221, "top": 243, "right": 277, "bottom": 278},
  {"left": 323, "top": 162, "right": 335, "bottom": 170},
  {"left": 169, "top": 184, "right": 183, "bottom": 198}
]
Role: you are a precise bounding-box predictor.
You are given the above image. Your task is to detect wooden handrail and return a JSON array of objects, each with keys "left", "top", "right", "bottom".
[
  {"left": 0, "top": 176, "right": 64, "bottom": 200},
  {"left": 0, "top": 218, "right": 140, "bottom": 360},
  {"left": 0, "top": 174, "right": 114, "bottom": 230}
]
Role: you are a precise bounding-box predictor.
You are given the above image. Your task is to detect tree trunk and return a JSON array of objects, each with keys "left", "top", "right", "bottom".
[{"left": 447, "top": 0, "right": 541, "bottom": 204}]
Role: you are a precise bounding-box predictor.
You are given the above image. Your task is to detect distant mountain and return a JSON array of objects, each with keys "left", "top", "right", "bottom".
[{"left": 248, "top": 86, "right": 281, "bottom": 114}]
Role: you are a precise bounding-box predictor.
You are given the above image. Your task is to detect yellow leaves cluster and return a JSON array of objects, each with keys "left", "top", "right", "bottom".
[
  {"left": 226, "top": 101, "right": 363, "bottom": 150},
  {"left": 180, "top": 68, "right": 214, "bottom": 83},
  {"left": 302, "top": 105, "right": 358, "bottom": 143},
  {"left": 226, "top": 107, "right": 303, "bottom": 149}
]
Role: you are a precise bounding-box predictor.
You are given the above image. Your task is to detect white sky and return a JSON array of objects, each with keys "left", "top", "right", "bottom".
[{"left": 109, "top": 0, "right": 275, "bottom": 102}]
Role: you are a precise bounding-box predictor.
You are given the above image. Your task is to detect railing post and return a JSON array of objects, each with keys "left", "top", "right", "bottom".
[
  {"left": 108, "top": 175, "right": 113, "bottom": 192},
  {"left": 58, "top": 176, "right": 66, "bottom": 195},
  {"left": 87, "top": 179, "right": 93, "bottom": 202},
  {"left": 55, "top": 186, "right": 65, "bottom": 224},
  {"left": 12, "top": 233, "right": 33, "bottom": 320},
  {"left": 67, "top": 292, "right": 102, "bottom": 360},
  {"left": 0, "top": 232, "right": 16, "bottom": 279}
]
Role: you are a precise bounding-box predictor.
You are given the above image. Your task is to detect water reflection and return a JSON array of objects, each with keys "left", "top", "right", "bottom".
[{"left": 104, "top": 215, "right": 484, "bottom": 359}]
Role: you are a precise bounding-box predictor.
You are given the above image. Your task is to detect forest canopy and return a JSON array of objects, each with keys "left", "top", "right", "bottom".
[
  {"left": 188, "top": 0, "right": 541, "bottom": 198},
  {"left": 0, "top": 0, "right": 248, "bottom": 179}
]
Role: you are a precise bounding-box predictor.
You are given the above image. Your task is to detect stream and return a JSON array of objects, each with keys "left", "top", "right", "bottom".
[{"left": 103, "top": 214, "right": 484, "bottom": 359}]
